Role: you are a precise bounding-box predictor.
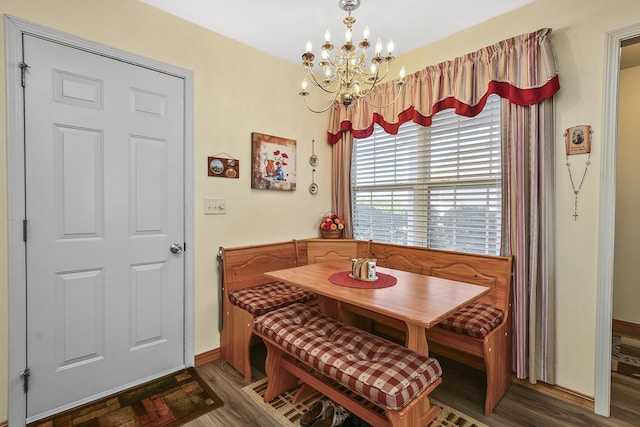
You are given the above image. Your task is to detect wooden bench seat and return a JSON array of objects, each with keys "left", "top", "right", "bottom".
[
  {"left": 313, "top": 241, "right": 513, "bottom": 415},
  {"left": 366, "top": 242, "right": 513, "bottom": 416},
  {"left": 253, "top": 303, "right": 443, "bottom": 427},
  {"left": 228, "top": 282, "right": 316, "bottom": 316},
  {"left": 219, "top": 240, "right": 317, "bottom": 381}
]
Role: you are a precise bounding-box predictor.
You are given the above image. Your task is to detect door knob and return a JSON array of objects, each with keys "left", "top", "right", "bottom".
[{"left": 170, "top": 243, "right": 183, "bottom": 254}]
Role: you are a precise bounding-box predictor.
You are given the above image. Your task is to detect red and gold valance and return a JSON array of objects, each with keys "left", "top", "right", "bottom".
[{"left": 327, "top": 28, "right": 560, "bottom": 144}]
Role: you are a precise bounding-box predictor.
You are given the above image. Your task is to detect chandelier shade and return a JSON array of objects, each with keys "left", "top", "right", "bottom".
[{"left": 299, "top": 0, "right": 406, "bottom": 113}]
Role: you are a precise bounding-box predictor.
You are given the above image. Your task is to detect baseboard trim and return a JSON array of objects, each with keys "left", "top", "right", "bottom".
[
  {"left": 612, "top": 318, "right": 640, "bottom": 336},
  {"left": 512, "top": 377, "right": 594, "bottom": 411},
  {"left": 195, "top": 348, "right": 220, "bottom": 367}
]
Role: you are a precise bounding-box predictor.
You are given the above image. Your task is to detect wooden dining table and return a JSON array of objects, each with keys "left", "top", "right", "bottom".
[{"left": 265, "top": 260, "right": 490, "bottom": 356}]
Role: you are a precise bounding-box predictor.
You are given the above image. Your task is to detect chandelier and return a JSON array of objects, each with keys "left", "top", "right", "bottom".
[{"left": 299, "top": 0, "right": 406, "bottom": 113}]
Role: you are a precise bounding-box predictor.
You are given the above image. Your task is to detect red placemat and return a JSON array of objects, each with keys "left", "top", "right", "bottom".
[{"left": 328, "top": 271, "right": 397, "bottom": 289}]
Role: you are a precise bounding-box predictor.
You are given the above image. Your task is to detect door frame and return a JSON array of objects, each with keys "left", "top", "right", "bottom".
[
  {"left": 594, "top": 22, "right": 640, "bottom": 417},
  {"left": 5, "top": 15, "right": 195, "bottom": 426}
]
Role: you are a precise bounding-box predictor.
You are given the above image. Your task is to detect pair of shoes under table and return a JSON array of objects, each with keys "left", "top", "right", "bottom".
[{"left": 300, "top": 400, "right": 349, "bottom": 427}]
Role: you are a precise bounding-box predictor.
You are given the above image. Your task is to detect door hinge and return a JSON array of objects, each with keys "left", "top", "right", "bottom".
[
  {"left": 21, "top": 368, "right": 30, "bottom": 393},
  {"left": 23, "top": 219, "right": 27, "bottom": 242},
  {"left": 19, "top": 62, "right": 30, "bottom": 88}
]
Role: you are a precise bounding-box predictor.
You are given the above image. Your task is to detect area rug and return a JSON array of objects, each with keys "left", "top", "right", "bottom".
[
  {"left": 242, "top": 377, "right": 488, "bottom": 427},
  {"left": 29, "top": 368, "right": 223, "bottom": 427},
  {"left": 612, "top": 332, "right": 640, "bottom": 380}
]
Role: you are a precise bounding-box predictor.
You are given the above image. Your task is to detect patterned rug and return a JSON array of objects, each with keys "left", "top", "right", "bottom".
[
  {"left": 29, "top": 368, "right": 223, "bottom": 427},
  {"left": 242, "top": 377, "right": 488, "bottom": 427},
  {"left": 612, "top": 332, "right": 640, "bottom": 380}
]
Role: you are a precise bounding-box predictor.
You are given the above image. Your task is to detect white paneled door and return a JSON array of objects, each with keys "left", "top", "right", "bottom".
[{"left": 24, "top": 35, "right": 185, "bottom": 421}]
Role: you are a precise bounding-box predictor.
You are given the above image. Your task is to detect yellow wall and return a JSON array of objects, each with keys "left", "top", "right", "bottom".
[
  {"left": 2, "top": 0, "right": 640, "bottom": 422},
  {"left": 0, "top": 0, "right": 331, "bottom": 421},
  {"left": 614, "top": 66, "right": 640, "bottom": 324}
]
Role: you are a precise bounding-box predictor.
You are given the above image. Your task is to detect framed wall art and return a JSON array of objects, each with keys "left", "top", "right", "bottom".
[
  {"left": 565, "top": 125, "right": 591, "bottom": 155},
  {"left": 251, "top": 132, "right": 297, "bottom": 191},
  {"left": 208, "top": 155, "right": 239, "bottom": 178}
]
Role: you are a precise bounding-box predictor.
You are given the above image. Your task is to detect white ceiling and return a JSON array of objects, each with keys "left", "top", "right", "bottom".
[{"left": 140, "top": 0, "right": 534, "bottom": 66}]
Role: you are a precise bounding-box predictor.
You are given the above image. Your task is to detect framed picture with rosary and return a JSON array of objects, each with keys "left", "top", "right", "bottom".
[{"left": 564, "top": 125, "right": 592, "bottom": 221}]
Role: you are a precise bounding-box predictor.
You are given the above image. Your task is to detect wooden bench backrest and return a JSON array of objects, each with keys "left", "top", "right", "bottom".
[
  {"left": 220, "top": 240, "right": 300, "bottom": 292},
  {"left": 305, "top": 239, "right": 364, "bottom": 264},
  {"left": 369, "top": 242, "right": 513, "bottom": 312}
]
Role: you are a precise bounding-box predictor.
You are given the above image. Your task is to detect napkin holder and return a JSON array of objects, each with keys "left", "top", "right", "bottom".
[{"left": 350, "top": 258, "right": 378, "bottom": 281}]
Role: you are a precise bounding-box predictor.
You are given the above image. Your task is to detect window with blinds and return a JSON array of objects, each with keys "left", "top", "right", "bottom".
[{"left": 351, "top": 95, "right": 502, "bottom": 255}]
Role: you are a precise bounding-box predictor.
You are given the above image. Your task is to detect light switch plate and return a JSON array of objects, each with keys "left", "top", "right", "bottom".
[{"left": 204, "top": 198, "right": 226, "bottom": 215}]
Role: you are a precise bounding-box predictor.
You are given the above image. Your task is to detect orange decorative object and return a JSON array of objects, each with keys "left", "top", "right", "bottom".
[
  {"left": 319, "top": 213, "right": 344, "bottom": 238},
  {"left": 264, "top": 159, "right": 276, "bottom": 176}
]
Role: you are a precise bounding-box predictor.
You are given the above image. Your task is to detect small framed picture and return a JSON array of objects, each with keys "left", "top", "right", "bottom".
[
  {"left": 565, "top": 125, "right": 591, "bottom": 155},
  {"left": 208, "top": 156, "right": 239, "bottom": 178}
]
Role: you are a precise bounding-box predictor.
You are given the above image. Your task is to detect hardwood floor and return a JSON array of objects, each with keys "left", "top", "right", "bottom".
[
  {"left": 185, "top": 344, "right": 639, "bottom": 426},
  {"left": 183, "top": 357, "right": 281, "bottom": 427}
]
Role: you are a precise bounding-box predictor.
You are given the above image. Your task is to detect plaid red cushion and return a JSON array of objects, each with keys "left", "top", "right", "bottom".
[
  {"left": 254, "top": 303, "right": 442, "bottom": 410},
  {"left": 228, "top": 282, "right": 316, "bottom": 316},
  {"left": 438, "top": 301, "right": 504, "bottom": 338}
]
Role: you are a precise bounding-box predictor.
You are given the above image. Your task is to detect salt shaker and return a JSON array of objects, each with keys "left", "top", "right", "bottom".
[{"left": 367, "top": 260, "right": 376, "bottom": 280}]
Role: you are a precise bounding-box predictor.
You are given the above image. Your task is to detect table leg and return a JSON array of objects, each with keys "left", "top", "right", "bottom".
[
  {"left": 405, "top": 323, "right": 429, "bottom": 355},
  {"left": 338, "top": 302, "right": 373, "bottom": 331},
  {"left": 316, "top": 295, "right": 340, "bottom": 320},
  {"left": 404, "top": 323, "right": 437, "bottom": 423}
]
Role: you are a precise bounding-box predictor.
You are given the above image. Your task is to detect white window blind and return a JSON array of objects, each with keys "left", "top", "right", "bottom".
[{"left": 351, "top": 95, "right": 502, "bottom": 255}]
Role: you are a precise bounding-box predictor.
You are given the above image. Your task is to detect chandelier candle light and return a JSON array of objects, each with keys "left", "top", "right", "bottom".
[{"left": 299, "top": 0, "right": 406, "bottom": 113}]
